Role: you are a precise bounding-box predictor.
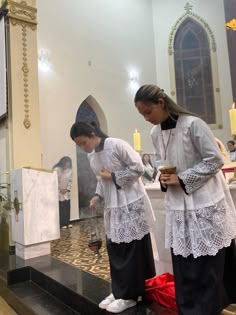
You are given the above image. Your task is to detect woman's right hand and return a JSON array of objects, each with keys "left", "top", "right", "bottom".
[{"left": 90, "top": 195, "right": 100, "bottom": 209}]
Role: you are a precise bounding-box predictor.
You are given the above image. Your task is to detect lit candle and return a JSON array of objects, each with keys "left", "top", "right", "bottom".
[
  {"left": 229, "top": 102, "right": 236, "bottom": 137},
  {"left": 133, "top": 129, "right": 141, "bottom": 151}
]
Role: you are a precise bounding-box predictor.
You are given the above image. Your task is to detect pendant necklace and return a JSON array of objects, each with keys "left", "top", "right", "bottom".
[{"left": 161, "top": 129, "right": 172, "bottom": 160}]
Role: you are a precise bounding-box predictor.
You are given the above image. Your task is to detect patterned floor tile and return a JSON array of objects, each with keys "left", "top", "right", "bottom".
[{"left": 51, "top": 218, "right": 111, "bottom": 281}]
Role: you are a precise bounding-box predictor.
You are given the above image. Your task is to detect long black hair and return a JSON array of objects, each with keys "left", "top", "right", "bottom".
[
  {"left": 53, "top": 156, "right": 72, "bottom": 169},
  {"left": 142, "top": 153, "right": 153, "bottom": 167},
  {"left": 70, "top": 121, "right": 108, "bottom": 140},
  {"left": 134, "top": 84, "right": 196, "bottom": 118}
]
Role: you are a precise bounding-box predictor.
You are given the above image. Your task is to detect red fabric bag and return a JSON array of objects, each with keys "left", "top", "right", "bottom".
[{"left": 145, "top": 273, "right": 177, "bottom": 311}]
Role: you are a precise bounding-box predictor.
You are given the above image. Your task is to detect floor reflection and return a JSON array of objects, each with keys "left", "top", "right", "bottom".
[{"left": 51, "top": 217, "right": 111, "bottom": 281}]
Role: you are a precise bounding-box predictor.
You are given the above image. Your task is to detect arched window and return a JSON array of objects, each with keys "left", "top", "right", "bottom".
[
  {"left": 75, "top": 96, "right": 107, "bottom": 218},
  {"left": 76, "top": 101, "right": 100, "bottom": 126},
  {"left": 174, "top": 18, "right": 215, "bottom": 123}
]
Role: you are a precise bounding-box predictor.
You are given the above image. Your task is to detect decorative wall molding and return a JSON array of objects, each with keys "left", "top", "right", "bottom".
[
  {"left": 21, "top": 23, "right": 30, "bottom": 129},
  {"left": 5, "top": 0, "right": 38, "bottom": 128},
  {"left": 7, "top": 0, "right": 37, "bottom": 25},
  {"left": 168, "top": 2, "right": 216, "bottom": 56}
]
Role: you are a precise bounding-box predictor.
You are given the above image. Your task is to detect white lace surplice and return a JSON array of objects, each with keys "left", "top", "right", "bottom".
[
  {"left": 151, "top": 115, "right": 236, "bottom": 258},
  {"left": 88, "top": 138, "right": 156, "bottom": 244}
]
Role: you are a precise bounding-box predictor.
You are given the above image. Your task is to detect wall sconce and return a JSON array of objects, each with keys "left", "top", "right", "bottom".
[
  {"left": 129, "top": 71, "right": 139, "bottom": 91},
  {"left": 38, "top": 50, "right": 51, "bottom": 72},
  {"left": 225, "top": 19, "right": 236, "bottom": 31}
]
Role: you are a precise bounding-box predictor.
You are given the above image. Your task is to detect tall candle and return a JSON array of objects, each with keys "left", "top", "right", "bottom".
[
  {"left": 133, "top": 129, "right": 141, "bottom": 151},
  {"left": 229, "top": 102, "right": 236, "bottom": 136}
]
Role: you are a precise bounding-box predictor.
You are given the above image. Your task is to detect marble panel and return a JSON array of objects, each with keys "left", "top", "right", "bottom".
[
  {"left": 15, "top": 242, "right": 51, "bottom": 260},
  {"left": 10, "top": 168, "right": 60, "bottom": 247}
]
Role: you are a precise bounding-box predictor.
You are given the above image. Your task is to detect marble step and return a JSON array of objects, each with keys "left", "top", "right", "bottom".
[
  {"left": 6, "top": 264, "right": 177, "bottom": 315},
  {"left": 7, "top": 266, "right": 107, "bottom": 315}
]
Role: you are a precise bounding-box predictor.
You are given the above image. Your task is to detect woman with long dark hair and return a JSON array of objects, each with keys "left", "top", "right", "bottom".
[
  {"left": 53, "top": 156, "right": 73, "bottom": 229},
  {"left": 141, "top": 153, "right": 156, "bottom": 184}
]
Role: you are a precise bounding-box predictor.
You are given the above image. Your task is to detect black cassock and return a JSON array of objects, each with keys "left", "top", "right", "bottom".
[
  {"left": 171, "top": 239, "right": 236, "bottom": 315},
  {"left": 106, "top": 233, "right": 156, "bottom": 300}
]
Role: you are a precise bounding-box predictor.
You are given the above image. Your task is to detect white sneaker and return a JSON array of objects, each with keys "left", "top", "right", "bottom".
[
  {"left": 106, "top": 299, "right": 137, "bottom": 313},
  {"left": 98, "top": 293, "right": 115, "bottom": 309}
]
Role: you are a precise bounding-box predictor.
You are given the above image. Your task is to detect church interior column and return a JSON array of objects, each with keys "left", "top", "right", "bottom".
[{"left": 4, "top": 0, "right": 41, "bottom": 169}]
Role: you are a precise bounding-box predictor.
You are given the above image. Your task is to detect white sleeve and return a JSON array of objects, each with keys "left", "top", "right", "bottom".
[
  {"left": 178, "top": 118, "right": 224, "bottom": 194},
  {"left": 66, "top": 169, "right": 73, "bottom": 191},
  {"left": 95, "top": 177, "right": 104, "bottom": 198},
  {"left": 113, "top": 139, "right": 144, "bottom": 188}
]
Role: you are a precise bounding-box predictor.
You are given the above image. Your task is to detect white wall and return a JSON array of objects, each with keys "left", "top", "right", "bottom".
[
  {"left": 37, "top": 0, "right": 157, "bottom": 219},
  {"left": 152, "top": 0, "right": 233, "bottom": 145}
]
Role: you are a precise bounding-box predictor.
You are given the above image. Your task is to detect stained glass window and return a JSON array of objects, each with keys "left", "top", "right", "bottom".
[
  {"left": 76, "top": 101, "right": 99, "bottom": 126},
  {"left": 174, "top": 18, "right": 215, "bottom": 123}
]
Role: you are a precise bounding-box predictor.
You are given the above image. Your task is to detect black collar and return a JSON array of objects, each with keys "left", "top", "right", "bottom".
[
  {"left": 161, "top": 115, "right": 178, "bottom": 130},
  {"left": 95, "top": 137, "right": 108, "bottom": 152}
]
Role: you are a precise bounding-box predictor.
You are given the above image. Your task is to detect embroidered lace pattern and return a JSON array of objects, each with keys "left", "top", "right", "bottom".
[
  {"left": 166, "top": 197, "right": 236, "bottom": 258},
  {"left": 178, "top": 160, "right": 223, "bottom": 194},
  {"left": 115, "top": 167, "right": 143, "bottom": 189},
  {"left": 104, "top": 197, "right": 150, "bottom": 243}
]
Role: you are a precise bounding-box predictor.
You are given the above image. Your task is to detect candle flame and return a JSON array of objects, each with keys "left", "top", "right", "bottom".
[
  {"left": 134, "top": 128, "right": 138, "bottom": 133},
  {"left": 225, "top": 19, "right": 236, "bottom": 31},
  {"left": 232, "top": 102, "right": 236, "bottom": 109}
]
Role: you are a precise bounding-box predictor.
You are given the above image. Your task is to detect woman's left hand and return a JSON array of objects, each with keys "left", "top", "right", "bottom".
[
  {"left": 160, "top": 174, "right": 180, "bottom": 186},
  {"left": 100, "top": 168, "right": 112, "bottom": 180}
]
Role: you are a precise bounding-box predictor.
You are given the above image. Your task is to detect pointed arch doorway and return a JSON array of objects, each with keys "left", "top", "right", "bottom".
[{"left": 75, "top": 95, "right": 107, "bottom": 218}]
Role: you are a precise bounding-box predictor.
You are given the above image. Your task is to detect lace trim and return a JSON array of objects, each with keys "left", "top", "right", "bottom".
[
  {"left": 115, "top": 167, "right": 143, "bottom": 188},
  {"left": 166, "top": 198, "right": 236, "bottom": 258},
  {"left": 179, "top": 160, "right": 222, "bottom": 194},
  {"left": 104, "top": 197, "right": 150, "bottom": 243}
]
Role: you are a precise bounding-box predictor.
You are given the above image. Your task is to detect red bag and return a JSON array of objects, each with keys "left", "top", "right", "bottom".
[{"left": 145, "top": 273, "right": 177, "bottom": 311}]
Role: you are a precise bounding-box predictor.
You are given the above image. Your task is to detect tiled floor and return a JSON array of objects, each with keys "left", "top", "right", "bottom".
[{"left": 51, "top": 217, "right": 111, "bottom": 281}]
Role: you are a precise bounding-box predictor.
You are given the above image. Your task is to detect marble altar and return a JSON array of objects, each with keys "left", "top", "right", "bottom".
[
  {"left": 145, "top": 182, "right": 236, "bottom": 276},
  {"left": 10, "top": 167, "right": 60, "bottom": 259}
]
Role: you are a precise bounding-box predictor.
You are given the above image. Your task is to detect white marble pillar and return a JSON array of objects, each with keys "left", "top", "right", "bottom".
[{"left": 10, "top": 167, "right": 60, "bottom": 259}]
